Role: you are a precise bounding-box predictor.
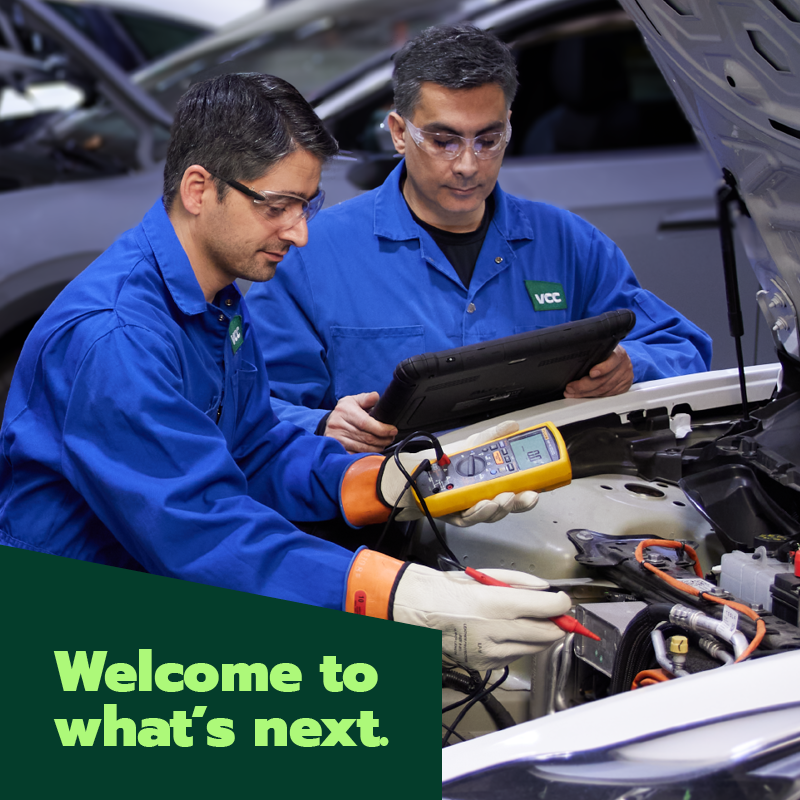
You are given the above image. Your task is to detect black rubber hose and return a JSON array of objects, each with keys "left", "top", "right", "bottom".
[
  {"left": 482, "top": 693, "right": 516, "bottom": 730},
  {"left": 609, "top": 603, "right": 683, "bottom": 694},
  {"left": 442, "top": 669, "right": 516, "bottom": 731}
]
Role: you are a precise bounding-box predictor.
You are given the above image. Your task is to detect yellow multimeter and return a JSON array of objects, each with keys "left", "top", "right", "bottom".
[{"left": 412, "top": 421, "right": 572, "bottom": 517}]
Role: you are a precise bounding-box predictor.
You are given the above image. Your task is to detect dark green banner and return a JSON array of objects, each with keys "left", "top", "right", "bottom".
[{"left": 1, "top": 545, "right": 441, "bottom": 797}]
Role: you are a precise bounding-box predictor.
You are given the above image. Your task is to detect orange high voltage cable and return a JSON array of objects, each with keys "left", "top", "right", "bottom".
[
  {"left": 632, "top": 668, "right": 671, "bottom": 689},
  {"left": 633, "top": 539, "right": 766, "bottom": 661}
]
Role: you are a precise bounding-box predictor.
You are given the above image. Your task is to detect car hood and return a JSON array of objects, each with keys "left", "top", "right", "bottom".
[
  {"left": 441, "top": 648, "right": 800, "bottom": 784},
  {"left": 617, "top": 0, "right": 800, "bottom": 377}
]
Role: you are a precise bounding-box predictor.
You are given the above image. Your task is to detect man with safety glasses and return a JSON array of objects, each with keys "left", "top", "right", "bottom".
[
  {"left": 0, "top": 72, "right": 572, "bottom": 673},
  {"left": 247, "top": 24, "right": 713, "bottom": 454}
]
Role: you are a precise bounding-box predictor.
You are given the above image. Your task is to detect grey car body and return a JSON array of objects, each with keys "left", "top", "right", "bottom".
[{"left": 0, "top": 0, "right": 774, "bottom": 406}]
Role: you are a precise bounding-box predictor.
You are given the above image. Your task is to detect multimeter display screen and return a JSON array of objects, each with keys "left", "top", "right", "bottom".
[{"left": 509, "top": 429, "right": 556, "bottom": 470}]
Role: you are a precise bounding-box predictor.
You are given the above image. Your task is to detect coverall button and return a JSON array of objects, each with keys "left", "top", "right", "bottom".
[
  {"left": 218, "top": 314, "right": 225, "bottom": 322},
  {"left": 467, "top": 303, "right": 476, "bottom": 314},
  {"left": 225, "top": 298, "right": 233, "bottom": 307},
  {"left": 495, "top": 256, "right": 503, "bottom": 264}
]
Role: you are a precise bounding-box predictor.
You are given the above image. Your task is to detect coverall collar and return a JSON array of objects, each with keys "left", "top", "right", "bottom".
[
  {"left": 140, "top": 199, "right": 211, "bottom": 317},
  {"left": 373, "top": 159, "right": 536, "bottom": 244}
]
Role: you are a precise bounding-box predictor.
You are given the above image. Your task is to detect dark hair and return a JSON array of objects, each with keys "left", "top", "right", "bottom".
[
  {"left": 163, "top": 73, "right": 338, "bottom": 210},
  {"left": 393, "top": 24, "right": 518, "bottom": 118}
]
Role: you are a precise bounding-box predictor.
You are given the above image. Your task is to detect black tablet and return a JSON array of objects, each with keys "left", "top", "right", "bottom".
[{"left": 370, "top": 309, "right": 636, "bottom": 436}]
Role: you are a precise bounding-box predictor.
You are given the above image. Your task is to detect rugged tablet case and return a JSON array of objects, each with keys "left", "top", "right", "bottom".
[{"left": 371, "top": 308, "right": 636, "bottom": 436}]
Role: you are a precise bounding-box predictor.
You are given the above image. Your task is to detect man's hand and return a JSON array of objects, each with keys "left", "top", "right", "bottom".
[
  {"left": 324, "top": 392, "right": 397, "bottom": 453},
  {"left": 392, "top": 563, "right": 571, "bottom": 670},
  {"left": 563, "top": 345, "right": 633, "bottom": 398},
  {"left": 344, "top": 550, "right": 570, "bottom": 671}
]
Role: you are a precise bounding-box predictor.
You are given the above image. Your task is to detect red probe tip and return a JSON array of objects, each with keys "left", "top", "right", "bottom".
[{"left": 551, "top": 614, "right": 601, "bottom": 641}]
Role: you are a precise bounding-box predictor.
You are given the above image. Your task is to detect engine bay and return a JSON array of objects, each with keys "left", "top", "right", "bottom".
[{"left": 420, "top": 367, "right": 800, "bottom": 744}]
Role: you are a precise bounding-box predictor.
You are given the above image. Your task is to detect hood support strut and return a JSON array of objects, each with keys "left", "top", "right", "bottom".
[{"left": 717, "top": 169, "right": 751, "bottom": 421}]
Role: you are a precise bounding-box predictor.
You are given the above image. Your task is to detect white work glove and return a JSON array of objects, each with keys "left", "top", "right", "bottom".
[
  {"left": 461, "top": 419, "right": 521, "bottom": 449},
  {"left": 378, "top": 420, "right": 539, "bottom": 526},
  {"left": 392, "top": 564, "right": 571, "bottom": 671}
]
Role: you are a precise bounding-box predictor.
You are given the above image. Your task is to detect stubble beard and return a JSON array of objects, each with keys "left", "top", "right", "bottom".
[{"left": 207, "top": 238, "right": 283, "bottom": 287}]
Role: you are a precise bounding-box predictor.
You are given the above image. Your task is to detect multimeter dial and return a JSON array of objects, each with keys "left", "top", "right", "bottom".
[{"left": 456, "top": 455, "right": 486, "bottom": 476}]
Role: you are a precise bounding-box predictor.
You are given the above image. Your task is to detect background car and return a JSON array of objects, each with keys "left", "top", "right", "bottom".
[
  {"left": 49, "top": 0, "right": 271, "bottom": 34},
  {"left": 0, "top": 0, "right": 270, "bottom": 143},
  {"left": 28, "top": 0, "right": 269, "bottom": 69},
  {"left": 0, "top": 0, "right": 216, "bottom": 148},
  {"left": 43, "top": 1, "right": 212, "bottom": 71},
  {"left": 0, "top": 0, "right": 776, "bottom": 408}
]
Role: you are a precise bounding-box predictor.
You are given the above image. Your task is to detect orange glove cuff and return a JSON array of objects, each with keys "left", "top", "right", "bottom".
[
  {"left": 340, "top": 455, "right": 391, "bottom": 527},
  {"left": 345, "top": 549, "right": 406, "bottom": 619}
]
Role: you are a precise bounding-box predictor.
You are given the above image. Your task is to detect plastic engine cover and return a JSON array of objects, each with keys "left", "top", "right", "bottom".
[{"left": 410, "top": 473, "right": 722, "bottom": 579}]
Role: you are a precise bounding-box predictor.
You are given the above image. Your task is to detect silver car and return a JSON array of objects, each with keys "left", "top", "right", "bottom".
[{"left": 0, "top": 0, "right": 772, "bottom": 410}]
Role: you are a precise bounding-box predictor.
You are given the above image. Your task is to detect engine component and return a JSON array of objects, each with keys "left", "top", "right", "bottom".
[
  {"left": 772, "top": 573, "right": 800, "bottom": 627},
  {"left": 720, "top": 546, "right": 794, "bottom": 612},
  {"left": 668, "top": 604, "right": 750, "bottom": 660},
  {"left": 680, "top": 463, "right": 800, "bottom": 552},
  {"left": 574, "top": 601, "right": 646, "bottom": 677},
  {"left": 412, "top": 474, "right": 720, "bottom": 581},
  {"left": 567, "top": 531, "right": 800, "bottom": 652}
]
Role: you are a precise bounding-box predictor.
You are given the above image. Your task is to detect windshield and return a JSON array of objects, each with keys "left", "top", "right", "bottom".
[
  {"left": 41, "top": 0, "right": 472, "bottom": 169},
  {"left": 137, "top": 0, "right": 469, "bottom": 108}
]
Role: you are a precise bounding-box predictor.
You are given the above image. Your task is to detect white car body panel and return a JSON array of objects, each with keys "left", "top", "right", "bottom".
[{"left": 443, "top": 648, "right": 800, "bottom": 782}]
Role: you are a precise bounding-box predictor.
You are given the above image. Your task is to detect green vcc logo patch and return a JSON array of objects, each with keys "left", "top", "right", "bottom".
[
  {"left": 525, "top": 280, "right": 567, "bottom": 311},
  {"left": 228, "top": 315, "right": 244, "bottom": 354}
]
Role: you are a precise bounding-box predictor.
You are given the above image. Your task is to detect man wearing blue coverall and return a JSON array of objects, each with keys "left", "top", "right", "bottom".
[
  {"left": 247, "top": 24, "right": 713, "bottom": 454},
  {"left": 0, "top": 73, "right": 573, "bottom": 673}
]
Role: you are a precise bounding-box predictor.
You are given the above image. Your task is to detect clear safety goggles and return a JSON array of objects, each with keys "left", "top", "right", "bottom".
[
  {"left": 211, "top": 173, "right": 325, "bottom": 229},
  {"left": 403, "top": 117, "right": 511, "bottom": 160}
]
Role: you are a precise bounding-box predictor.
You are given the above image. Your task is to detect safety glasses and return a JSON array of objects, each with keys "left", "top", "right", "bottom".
[
  {"left": 403, "top": 117, "right": 511, "bottom": 160},
  {"left": 210, "top": 173, "right": 325, "bottom": 229}
]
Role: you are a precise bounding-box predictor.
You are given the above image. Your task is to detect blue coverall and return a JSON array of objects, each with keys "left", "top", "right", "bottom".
[
  {"left": 0, "top": 200, "right": 361, "bottom": 608},
  {"left": 247, "top": 161, "right": 713, "bottom": 434}
]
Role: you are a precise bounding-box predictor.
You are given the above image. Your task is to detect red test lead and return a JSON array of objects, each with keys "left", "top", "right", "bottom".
[
  {"left": 463, "top": 566, "right": 511, "bottom": 586},
  {"left": 443, "top": 559, "right": 601, "bottom": 641}
]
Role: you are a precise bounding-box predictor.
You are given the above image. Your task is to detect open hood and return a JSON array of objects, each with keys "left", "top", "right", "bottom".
[{"left": 618, "top": 0, "right": 800, "bottom": 380}]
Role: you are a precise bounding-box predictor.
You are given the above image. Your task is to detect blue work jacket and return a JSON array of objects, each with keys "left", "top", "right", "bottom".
[
  {"left": 247, "top": 161, "right": 713, "bottom": 434},
  {"left": 0, "top": 200, "right": 360, "bottom": 608}
]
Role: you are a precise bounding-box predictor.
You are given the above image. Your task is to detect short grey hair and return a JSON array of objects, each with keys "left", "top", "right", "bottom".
[{"left": 392, "top": 24, "right": 518, "bottom": 118}]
